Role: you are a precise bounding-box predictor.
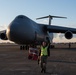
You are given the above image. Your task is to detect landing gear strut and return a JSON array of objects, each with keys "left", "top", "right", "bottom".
[{"left": 20, "top": 46, "right": 24, "bottom": 50}]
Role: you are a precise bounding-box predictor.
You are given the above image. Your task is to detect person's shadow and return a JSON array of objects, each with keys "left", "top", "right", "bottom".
[{"left": 43, "top": 71, "right": 59, "bottom": 75}]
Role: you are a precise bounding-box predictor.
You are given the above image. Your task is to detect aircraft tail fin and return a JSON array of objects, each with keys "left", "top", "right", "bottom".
[
  {"left": 36, "top": 15, "right": 67, "bottom": 25},
  {"left": 36, "top": 15, "right": 67, "bottom": 20}
]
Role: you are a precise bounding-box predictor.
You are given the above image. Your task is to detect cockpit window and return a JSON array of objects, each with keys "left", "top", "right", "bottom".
[{"left": 17, "top": 15, "right": 25, "bottom": 19}]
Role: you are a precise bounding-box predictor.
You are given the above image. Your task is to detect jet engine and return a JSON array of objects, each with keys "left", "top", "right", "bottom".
[
  {"left": 65, "top": 31, "right": 73, "bottom": 39},
  {"left": 0, "top": 33, "right": 8, "bottom": 40}
]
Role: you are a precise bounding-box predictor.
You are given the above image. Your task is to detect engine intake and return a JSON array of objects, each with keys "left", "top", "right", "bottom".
[
  {"left": 0, "top": 33, "right": 8, "bottom": 40},
  {"left": 65, "top": 31, "right": 73, "bottom": 39}
]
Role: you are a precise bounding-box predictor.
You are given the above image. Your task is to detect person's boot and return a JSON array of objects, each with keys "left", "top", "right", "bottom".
[
  {"left": 43, "top": 64, "right": 46, "bottom": 73},
  {"left": 41, "top": 68, "right": 44, "bottom": 73},
  {"left": 43, "top": 68, "right": 46, "bottom": 73}
]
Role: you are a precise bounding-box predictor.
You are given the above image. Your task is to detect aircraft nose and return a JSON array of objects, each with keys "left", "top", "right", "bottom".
[
  {"left": 6, "top": 21, "right": 31, "bottom": 44},
  {"left": 6, "top": 16, "right": 35, "bottom": 44},
  {"left": 6, "top": 22, "right": 20, "bottom": 41}
]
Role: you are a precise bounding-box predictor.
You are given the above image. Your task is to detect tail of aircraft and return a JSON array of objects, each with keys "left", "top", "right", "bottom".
[
  {"left": 36, "top": 15, "right": 67, "bottom": 25},
  {"left": 36, "top": 15, "right": 67, "bottom": 44}
]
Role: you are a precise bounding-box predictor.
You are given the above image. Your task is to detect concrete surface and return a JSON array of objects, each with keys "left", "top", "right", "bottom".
[{"left": 0, "top": 44, "right": 76, "bottom": 75}]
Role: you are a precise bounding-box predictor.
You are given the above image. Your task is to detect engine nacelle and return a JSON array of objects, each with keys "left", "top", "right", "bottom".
[
  {"left": 0, "top": 33, "right": 8, "bottom": 40},
  {"left": 65, "top": 31, "right": 73, "bottom": 39}
]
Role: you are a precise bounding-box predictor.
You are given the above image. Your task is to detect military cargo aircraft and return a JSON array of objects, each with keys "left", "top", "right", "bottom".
[{"left": 0, "top": 15, "right": 76, "bottom": 49}]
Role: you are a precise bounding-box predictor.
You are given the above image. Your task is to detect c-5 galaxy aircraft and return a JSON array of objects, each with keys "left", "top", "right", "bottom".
[{"left": 0, "top": 15, "right": 76, "bottom": 49}]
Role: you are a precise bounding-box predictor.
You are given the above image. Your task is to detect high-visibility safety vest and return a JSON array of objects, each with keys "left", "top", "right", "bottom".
[{"left": 41, "top": 46, "right": 48, "bottom": 56}]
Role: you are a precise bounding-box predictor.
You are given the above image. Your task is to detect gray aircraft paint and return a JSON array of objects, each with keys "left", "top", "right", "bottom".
[
  {"left": 1, "top": 15, "right": 76, "bottom": 45},
  {"left": 6, "top": 15, "right": 50, "bottom": 45}
]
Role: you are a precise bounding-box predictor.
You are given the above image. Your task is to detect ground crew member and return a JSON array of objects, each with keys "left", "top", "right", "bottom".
[
  {"left": 69, "top": 43, "right": 71, "bottom": 48},
  {"left": 38, "top": 41, "right": 50, "bottom": 73}
]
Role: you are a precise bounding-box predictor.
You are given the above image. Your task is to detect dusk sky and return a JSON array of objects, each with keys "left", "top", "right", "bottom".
[{"left": 0, "top": 0, "right": 76, "bottom": 43}]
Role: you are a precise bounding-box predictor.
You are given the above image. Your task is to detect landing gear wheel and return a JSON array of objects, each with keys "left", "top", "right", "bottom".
[{"left": 20, "top": 46, "right": 25, "bottom": 50}]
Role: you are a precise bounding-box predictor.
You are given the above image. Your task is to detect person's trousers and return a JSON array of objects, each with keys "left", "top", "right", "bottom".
[{"left": 40, "top": 55, "right": 47, "bottom": 70}]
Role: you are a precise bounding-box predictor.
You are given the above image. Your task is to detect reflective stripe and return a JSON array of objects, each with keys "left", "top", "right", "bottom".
[{"left": 41, "top": 46, "right": 48, "bottom": 56}]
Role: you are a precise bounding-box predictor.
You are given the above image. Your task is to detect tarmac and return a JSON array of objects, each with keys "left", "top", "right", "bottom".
[{"left": 0, "top": 44, "right": 76, "bottom": 75}]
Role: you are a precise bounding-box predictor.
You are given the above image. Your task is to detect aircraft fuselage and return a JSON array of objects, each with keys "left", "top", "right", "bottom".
[{"left": 6, "top": 15, "right": 51, "bottom": 45}]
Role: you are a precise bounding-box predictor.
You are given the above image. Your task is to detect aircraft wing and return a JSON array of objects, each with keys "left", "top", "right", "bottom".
[{"left": 46, "top": 25, "right": 76, "bottom": 33}]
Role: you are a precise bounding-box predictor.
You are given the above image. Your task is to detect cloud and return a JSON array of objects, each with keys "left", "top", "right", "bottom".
[
  {"left": 73, "top": 34, "right": 76, "bottom": 38},
  {"left": 54, "top": 33, "right": 64, "bottom": 39},
  {"left": 53, "top": 33, "right": 76, "bottom": 43},
  {"left": 0, "top": 25, "right": 7, "bottom": 30},
  {"left": 0, "top": 40, "right": 14, "bottom": 43},
  {"left": 59, "top": 33, "right": 64, "bottom": 39},
  {"left": 53, "top": 33, "right": 57, "bottom": 38}
]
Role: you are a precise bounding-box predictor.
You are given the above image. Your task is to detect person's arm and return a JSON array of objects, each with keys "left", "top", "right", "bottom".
[
  {"left": 38, "top": 47, "right": 41, "bottom": 56},
  {"left": 38, "top": 48, "right": 41, "bottom": 65},
  {"left": 47, "top": 45, "right": 50, "bottom": 56}
]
